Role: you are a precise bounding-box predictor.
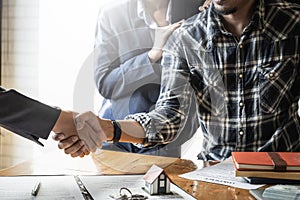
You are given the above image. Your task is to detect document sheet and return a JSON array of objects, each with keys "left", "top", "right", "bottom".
[
  {"left": 0, "top": 176, "right": 83, "bottom": 200},
  {"left": 0, "top": 175, "right": 195, "bottom": 199},
  {"left": 79, "top": 175, "right": 195, "bottom": 200},
  {"left": 179, "top": 159, "right": 264, "bottom": 190}
]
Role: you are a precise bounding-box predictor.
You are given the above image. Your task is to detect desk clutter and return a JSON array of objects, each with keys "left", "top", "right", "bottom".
[
  {"left": 232, "top": 152, "right": 300, "bottom": 200},
  {"left": 179, "top": 152, "right": 300, "bottom": 200},
  {"left": 0, "top": 174, "right": 189, "bottom": 200},
  {"left": 2, "top": 149, "right": 295, "bottom": 199},
  {"left": 232, "top": 152, "right": 300, "bottom": 182}
]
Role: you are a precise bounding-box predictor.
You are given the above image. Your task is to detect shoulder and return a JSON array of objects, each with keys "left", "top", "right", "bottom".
[
  {"left": 164, "top": 10, "right": 209, "bottom": 55},
  {"left": 174, "top": 10, "right": 209, "bottom": 41},
  {"left": 264, "top": 0, "right": 300, "bottom": 36},
  {"left": 264, "top": 0, "right": 300, "bottom": 18}
]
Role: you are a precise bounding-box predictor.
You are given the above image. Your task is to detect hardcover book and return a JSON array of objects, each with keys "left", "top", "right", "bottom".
[
  {"left": 231, "top": 152, "right": 300, "bottom": 171},
  {"left": 235, "top": 169, "right": 300, "bottom": 180}
]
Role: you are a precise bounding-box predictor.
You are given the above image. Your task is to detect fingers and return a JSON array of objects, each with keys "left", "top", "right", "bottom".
[
  {"left": 62, "top": 139, "right": 84, "bottom": 155},
  {"left": 199, "top": 5, "right": 208, "bottom": 11},
  {"left": 172, "top": 20, "right": 184, "bottom": 29},
  {"left": 81, "top": 145, "right": 90, "bottom": 156},
  {"left": 70, "top": 149, "right": 84, "bottom": 158},
  {"left": 57, "top": 135, "right": 91, "bottom": 157},
  {"left": 70, "top": 146, "right": 86, "bottom": 158},
  {"left": 199, "top": 0, "right": 211, "bottom": 11},
  {"left": 69, "top": 144, "right": 90, "bottom": 158},
  {"left": 58, "top": 135, "right": 80, "bottom": 149},
  {"left": 52, "top": 133, "right": 65, "bottom": 141}
]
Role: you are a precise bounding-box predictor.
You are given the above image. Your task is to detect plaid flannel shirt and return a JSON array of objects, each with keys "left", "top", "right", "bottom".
[{"left": 126, "top": 0, "right": 300, "bottom": 160}]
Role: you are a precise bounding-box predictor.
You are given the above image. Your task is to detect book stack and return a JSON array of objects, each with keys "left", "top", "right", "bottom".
[{"left": 231, "top": 152, "right": 300, "bottom": 184}]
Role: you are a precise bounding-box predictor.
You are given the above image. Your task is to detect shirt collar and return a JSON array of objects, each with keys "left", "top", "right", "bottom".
[
  {"left": 137, "top": 0, "right": 172, "bottom": 29},
  {"left": 207, "top": 0, "right": 264, "bottom": 38}
]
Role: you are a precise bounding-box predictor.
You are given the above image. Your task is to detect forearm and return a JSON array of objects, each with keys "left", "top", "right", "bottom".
[
  {"left": 95, "top": 118, "right": 145, "bottom": 144},
  {"left": 112, "top": 120, "right": 145, "bottom": 144}
]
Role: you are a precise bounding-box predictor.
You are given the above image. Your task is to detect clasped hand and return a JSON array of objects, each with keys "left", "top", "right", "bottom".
[{"left": 52, "top": 110, "right": 107, "bottom": 157}]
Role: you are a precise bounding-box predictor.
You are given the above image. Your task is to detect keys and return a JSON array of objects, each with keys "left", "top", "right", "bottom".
[{"left": 109, "top": 187, "right": 148, "bottom": 200}]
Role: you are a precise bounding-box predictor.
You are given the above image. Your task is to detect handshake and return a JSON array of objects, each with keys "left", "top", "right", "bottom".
[{"left": 52, "top": 110, "right": 113, "bottom": 158}]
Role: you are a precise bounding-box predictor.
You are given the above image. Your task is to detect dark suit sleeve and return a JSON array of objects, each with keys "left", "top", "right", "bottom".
[{"left": 0, "top": 87, "right": 61, "bottom": 146}]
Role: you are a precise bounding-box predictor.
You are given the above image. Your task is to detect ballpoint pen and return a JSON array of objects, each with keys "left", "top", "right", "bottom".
[{"left": 31, "top": 181, "right": 41, "bottom": 196}]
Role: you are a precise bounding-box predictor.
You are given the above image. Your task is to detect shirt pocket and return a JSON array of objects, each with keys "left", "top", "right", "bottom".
[{"left": 258, "top": 58, "right": 296, "bottom": 113}]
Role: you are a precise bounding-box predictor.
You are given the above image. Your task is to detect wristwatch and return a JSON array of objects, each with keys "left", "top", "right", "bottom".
[{"left": 108, "top": 120, "right": 122, "bottom": 143}]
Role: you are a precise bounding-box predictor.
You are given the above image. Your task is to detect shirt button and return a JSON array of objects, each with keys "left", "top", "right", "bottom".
[
  {"left": 239, "top": 130, "right": 244, "bottom": 136},
  {"left": 239, "top": 44, "right": 243, "bottom": 49},
  {"left": 239, "top": 101, "right": 244, "bottom": 107},
  {"left": 239, "top": 73, "right": 243, "bottom": 79},
  {"left": 269, "top": 72, "right": 275, "bottom": 79}
]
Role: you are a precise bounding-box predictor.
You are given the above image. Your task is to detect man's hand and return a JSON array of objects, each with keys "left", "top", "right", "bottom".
[
  {"left": 74, "top": 111, "right": 109, "bottom": 152},
  {"left": 53, "top": 111, "right": 110, "bottom": 155},
  {"left": 148, "top": 20, "right": 183, "bottom": 63},
  {"left": 52, "top": 110, "right": 77, "bottom": 138},
  {"left": 53, "top": 133, "right": 90, "bottom": 157},
  {"left": 52, "top": 133, "right": 89, "bottom": 157},
  {"left": 52, "top": 110, "right": 89, "bottom": 157}
]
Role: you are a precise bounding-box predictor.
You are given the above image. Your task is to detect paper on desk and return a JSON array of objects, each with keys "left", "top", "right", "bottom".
[
  {"left": 80, "top": 175, "right": 196, "bottom": 200},
  {"left": 179, "top": 159, "right": 264, "bottom": 190},
  {"left": 0, "top": 176, "right": 83, "bottom": 200}
]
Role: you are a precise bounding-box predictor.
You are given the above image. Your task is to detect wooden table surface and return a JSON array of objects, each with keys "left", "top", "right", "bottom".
[{"left": 0, "top": 149, "right": 255, "bottom": 200}]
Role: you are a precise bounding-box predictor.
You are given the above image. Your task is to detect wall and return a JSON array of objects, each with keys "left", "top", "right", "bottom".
[
  {"left": 0, "top": 0, "right": 108, "bottom": 169},
  {"left": 0, "top": 0, "right": 39, "bottom": 169}
]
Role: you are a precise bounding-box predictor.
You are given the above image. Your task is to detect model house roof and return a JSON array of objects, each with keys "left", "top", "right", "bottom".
[{"left": 143, "top": 165, "right": 166, "bottom": 184}]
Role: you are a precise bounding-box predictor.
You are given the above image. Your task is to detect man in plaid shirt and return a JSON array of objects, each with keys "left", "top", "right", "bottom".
[{"left": 55, "top": 0, "right": 300, "bottom": 161}]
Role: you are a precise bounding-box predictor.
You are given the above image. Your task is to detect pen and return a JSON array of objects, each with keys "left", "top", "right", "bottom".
[{"left": 31, "top": 181, "right": 41, "bottom": 196}]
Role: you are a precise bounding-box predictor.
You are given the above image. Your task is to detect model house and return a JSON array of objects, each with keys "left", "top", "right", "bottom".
[{"left": 143, "top": 165, "right": 171, "bottom": 195}]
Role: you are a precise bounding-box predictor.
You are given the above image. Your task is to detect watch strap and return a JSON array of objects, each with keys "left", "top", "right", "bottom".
[{"left": 111, "top": 120, "right": 121, "bottom": 143}]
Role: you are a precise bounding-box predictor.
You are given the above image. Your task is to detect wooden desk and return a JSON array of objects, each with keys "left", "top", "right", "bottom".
[{"left": 0, "top": 149, "right": 255, "bottom": 200}]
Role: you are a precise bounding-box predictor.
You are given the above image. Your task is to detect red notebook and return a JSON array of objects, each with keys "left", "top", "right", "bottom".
[{"left": 231, "top": 152, "right": 300, "bottom": 171}]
